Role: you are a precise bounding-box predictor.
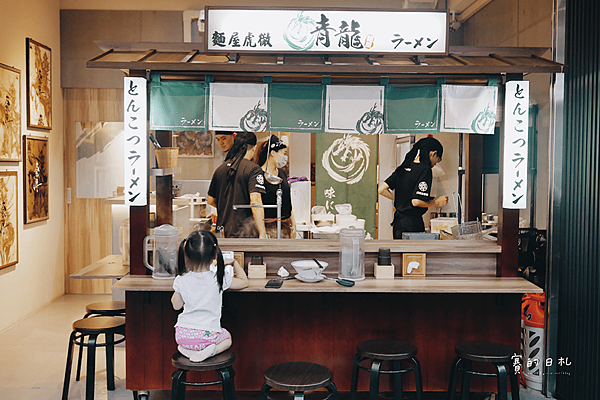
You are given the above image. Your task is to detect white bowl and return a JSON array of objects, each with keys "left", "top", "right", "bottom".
[
  {"left": 335, "top": 203, "right": 352, "bottom": 214},
  {"left": 291, "top": 259, "right": 328, "bottom": 279}
]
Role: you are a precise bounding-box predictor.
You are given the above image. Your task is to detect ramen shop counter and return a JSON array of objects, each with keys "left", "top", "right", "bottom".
[{"left": 113, "top": 275, "right": 542, "bottom": 293}]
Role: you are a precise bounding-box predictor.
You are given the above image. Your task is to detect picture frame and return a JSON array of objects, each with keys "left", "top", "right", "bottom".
[
  {"left": 174, "top": 130, "right": 215, "bottom": 158},
  {"left": 0, "top": 62, "right": 21, "bottom": 161},
  {"left": 24, "top": 135, "right": 49, "bottom": 223},
  {"left": 26, "top": 38, "right": 52, "bottom": 130},
  {"left": 0, "top": 171, "right": 18, "bottom": 270},
  {"left": 402, "top": 253, "right": 426, "bottom": 277}
]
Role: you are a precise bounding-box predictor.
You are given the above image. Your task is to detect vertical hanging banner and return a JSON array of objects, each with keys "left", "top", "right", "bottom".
[
  {"left": 325, "top": 85, "right": 384, "bottom": 134},
  {"left": 503, "top": 81, "right": 529, "bottom": 209},
  {"left": 315, "top": 133, "right": 378, "bottom": 238},
  {"left": 209, "top": 83, "right": 269, "bottom": 132},
  {"left": 124, "top": 77, "right": 148, "bottom": 206},
  {"left": 440, "top": 85, "right": 498, "bottom": 134}
]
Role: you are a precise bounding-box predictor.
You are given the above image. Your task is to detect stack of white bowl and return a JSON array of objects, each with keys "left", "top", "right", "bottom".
[{"left": 335, "top": 204, "right": 365, "bottom": 230}]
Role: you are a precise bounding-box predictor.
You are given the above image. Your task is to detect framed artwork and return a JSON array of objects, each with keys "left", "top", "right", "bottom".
[
  {"left": 174, "top": 130, "right": 214, "bottom": 157},
  {"left": 0, "top": 63, "right": 21, "bottom": 161},
  {"left": 0, "top": 171, "right": 18, "bottom": 270},
  {"left": 24, "top": 135, "right": 49, "bottom": 223},
  {"left": 26, "top": 38, "right": 52, "bottom": 130}
]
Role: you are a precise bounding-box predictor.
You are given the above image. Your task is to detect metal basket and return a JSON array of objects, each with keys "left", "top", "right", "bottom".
[{"left": 450, "top": 221, "right": 484, "bottom": 240}]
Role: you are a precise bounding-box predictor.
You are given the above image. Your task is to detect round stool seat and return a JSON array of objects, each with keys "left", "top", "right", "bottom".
[
  {"left": 172, "top": 350, "right": 236, "bottom": 372},
  {"left": 357, "top": 339, "right": 417, "bottom": 361},
  {"left": 455, "top": 341, "right": 516, "bottom": 363},
  {"left": 85, "top": 301, "right": 125, "bottom": 316},
  {"left": 264, "top": 362, "right": 333, "bottom": 392},
  {"left": 72, "top": 316, "right": 125, "bottom": 334}
]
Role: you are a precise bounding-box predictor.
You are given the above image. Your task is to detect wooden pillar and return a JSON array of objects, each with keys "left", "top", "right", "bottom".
[
  {"left": 497, "top": 74, "right": 522, "bottom": 277},
  {"left": 155, "top": 130, "right": 173, "bottom": 226},
  {"left": 465, "top": 133, "right": 483, "bottom": 222}
]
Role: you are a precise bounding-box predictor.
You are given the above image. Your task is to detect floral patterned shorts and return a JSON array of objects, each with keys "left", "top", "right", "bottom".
[{"left": 175, "top": 326, "right": 231, "bottom": 351}]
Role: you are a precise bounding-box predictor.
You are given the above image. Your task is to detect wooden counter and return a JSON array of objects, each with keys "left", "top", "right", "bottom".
[
  {"left": 117, "top": 271, "right": 541, "bottom": 394},
  {"left": 69, "top": 254, "right": 128, "bottom": 280},
  {"left": 114, "top": 275, "right": 541, "bottom": 294},
  {"left": 216, "top": 238, "right": 503, "bottom": 277}
]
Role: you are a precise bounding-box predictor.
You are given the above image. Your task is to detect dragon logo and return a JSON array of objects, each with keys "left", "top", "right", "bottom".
[
  {"left": 283, "top": 12, "right": 317, "bottom": 51},
  {"left": 321, "top": 134, "right": 370, "bottom": 185}
]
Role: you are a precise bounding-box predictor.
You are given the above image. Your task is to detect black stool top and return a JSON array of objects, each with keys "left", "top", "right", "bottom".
[
  {"left": 86, "top": 301, "right": 126, "bottom": 315},
  {"left": 455, "top": 341, "right": 517, "bottom": 363},
  {"left": 172, "top": 350, "right": 235, "bottom": 372},
  {"left": 264, "top": 362, "right": 333, "bottom": 391},
  {"left": 357, "top": 339, "right": 417, "bottom": 361},
  {"left": 72, "top": 316, "right": 125, "bottom": 334}
]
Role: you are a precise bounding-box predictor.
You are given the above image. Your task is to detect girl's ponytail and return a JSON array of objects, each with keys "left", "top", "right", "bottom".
[
  {"left": 214, "top": 245, "right": 225, "bottom": 292},
  {"left": 177, "top": 238, "right": 188, "bottom": 276}
]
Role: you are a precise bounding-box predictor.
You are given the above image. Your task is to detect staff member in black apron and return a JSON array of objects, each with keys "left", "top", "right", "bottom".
[
  {"left": 378, "top": 136, "right": 448, "bottom": 239},
  {"left": 207, "top": 132, "right": 267, "bottom": 238}
]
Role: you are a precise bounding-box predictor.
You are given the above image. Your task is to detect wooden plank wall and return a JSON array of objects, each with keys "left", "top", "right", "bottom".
[
  {"left": 126, "top": 291, "right": 522, "bottom": 393},
  {"left": 63, "top": 88, "right": 122, "bottom": 293}
]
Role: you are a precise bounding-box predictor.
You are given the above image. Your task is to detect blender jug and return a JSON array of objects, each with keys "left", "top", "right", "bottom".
[
  {"left": 143, "top": 224, "right": 179, "bottom": 279},
  {"left": 339, "top": 227, "right": 365, "bottom": 281}
]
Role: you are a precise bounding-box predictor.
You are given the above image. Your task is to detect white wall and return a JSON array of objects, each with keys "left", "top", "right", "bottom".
[{"left": 0, "top": 0, "right": 65, "bottom": 333}]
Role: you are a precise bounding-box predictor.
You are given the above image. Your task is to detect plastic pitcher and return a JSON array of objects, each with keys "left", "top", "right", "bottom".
[
  {"left": 338, "top": 227, "right": 365, "bottom": 281},
  {"left": 143, "top": 224, "right": 179, "bottom": 279}
]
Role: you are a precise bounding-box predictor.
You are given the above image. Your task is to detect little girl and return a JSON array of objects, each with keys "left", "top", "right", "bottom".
[{"left": 172, "top": 230, "right": 248, "bottom": 362}]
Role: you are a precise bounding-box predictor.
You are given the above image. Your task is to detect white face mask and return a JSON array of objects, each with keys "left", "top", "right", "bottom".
[{"left": 276, "top": 154, "right": 288, "bottom": 168}]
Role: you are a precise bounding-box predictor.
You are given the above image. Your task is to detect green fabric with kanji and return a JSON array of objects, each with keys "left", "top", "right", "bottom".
[
  {"left": 384, "top": 85, "right": 440, "bottom": 133},
  {"left": 315, "top": 133, "right": 378, "bottom": 238},
  {"left": 268, "top": 84, "right": 325, "bottom": 132},
  {"left": 150, "top": 76, "right": 208, "bottom": 131}
]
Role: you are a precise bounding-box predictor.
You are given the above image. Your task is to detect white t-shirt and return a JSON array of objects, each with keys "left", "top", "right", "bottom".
[{"left": 173, "top": 265, "right": 233, "bottom": 332}]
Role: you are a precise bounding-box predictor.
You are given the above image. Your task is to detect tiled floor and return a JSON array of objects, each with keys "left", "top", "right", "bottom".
[{"left": 0, "top": 294, "right": 552, "bottom": 400}]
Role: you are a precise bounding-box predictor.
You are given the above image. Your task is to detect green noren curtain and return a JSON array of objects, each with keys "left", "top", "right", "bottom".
[
  {"left": 384, "top": 85, "right": 440, "bottom": 134},
  {"left": 268, "top": 84, "right": 325, "bottom": 132},
  {"left": 315, "top": 133, "right": 378, "bottom": 238},
  {"left": 150, "top": 76, "right": 208, "bottom": 131}
]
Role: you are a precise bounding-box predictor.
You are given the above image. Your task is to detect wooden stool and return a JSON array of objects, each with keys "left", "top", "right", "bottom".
[
  {"left": 350, "top": 339, "right": 423, "bottom": 400},
  {"left": 83, "top": 301, "right": 126, "bottom": 318},
  {"left": 76, "top": 301, "right": 126, "bottom": 381},
  {"left": 447, "top": 341, "right": 519, "bottom": 400},
  {"left": 259, "top": 362, "right": 338, "bottom": 400},
  {"left": 171, "top": 350, "right": 236, "bottom": 400},
  {"left": 61, "top": 316, "right": 126, "bottom": 400}
]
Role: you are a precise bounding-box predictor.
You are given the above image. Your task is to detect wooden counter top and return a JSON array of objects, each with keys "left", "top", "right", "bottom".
[
  {"left": 113, "top": 275, "right": 542, "bottom": 294},
  {"left": 217, "top": 238, "right": 501, "bottom": 254},
  {"left": 69, "top": 254, "right": 129, "bottom": 279}
]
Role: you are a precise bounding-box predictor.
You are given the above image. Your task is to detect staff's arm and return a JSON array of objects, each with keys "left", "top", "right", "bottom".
[
  {"left": 412, "top": 196, "right": 449, "bottom": 208},
  {"left": 250, "top": 192, "right": 267, "bottom": 239},
  {"left": 378, "top": 182, "right": 395, "bottom": 201}
]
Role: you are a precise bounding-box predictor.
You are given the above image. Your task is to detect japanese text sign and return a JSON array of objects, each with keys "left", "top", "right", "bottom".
[
  {"left": 503, "top": 81, "right": 529, "bottom": 209},
  {"left": 206, "top": 8, "right": 447, "bottom": 55},
  {"left": 124, "top": 77, "right": 148, "bottom": 206}
]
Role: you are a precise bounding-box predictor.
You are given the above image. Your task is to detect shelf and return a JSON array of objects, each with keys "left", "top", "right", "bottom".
[{"left": 150, "top": 167, "right": 181, "bottom": 176}]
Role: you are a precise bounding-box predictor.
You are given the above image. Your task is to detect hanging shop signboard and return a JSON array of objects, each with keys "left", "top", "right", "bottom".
[
  {"left": 124, "top": 77, "right": 148, "bottom": 207},
  {"left": 205, "top": 8, "right": 448, "bottom": 55},
  {"left": 502, "top": 80, "right": 529, "bottom": 209}
]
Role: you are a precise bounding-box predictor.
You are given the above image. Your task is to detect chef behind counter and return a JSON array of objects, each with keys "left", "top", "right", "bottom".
[{"left": 207, "top": 132, "right": 267, "bottom": 238}]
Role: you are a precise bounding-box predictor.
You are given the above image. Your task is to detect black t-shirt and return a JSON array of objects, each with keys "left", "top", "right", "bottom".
[
  {"left": 208, "top": 159, "right": 266, "bottom": 237},
  {"left": 384, "top": 161, "right": 434, "bottom": 218},
  {"left": 262, "top": 169, "right": 292, "bottom": 219}
]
